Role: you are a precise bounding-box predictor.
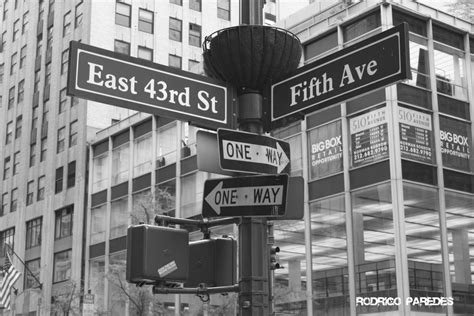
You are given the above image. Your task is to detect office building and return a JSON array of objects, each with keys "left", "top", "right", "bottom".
[{"left": 0, "top": 0, "right": 239, "bottom": 315}]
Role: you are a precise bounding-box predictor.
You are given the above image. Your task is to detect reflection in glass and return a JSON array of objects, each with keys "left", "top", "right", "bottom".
[
  {"left": 311, "top": 195, "right": 349, "bottom": 315},
  {"left": 112, "top": 144, "right": 130, "bottom": 185},
  {"left": 133, "top": 133, "right": 152, "bottom": 177},
  {"left": 110, "top": 198, "right": 128, "bottom": 239},
  {"left": 89, "top": 258, "right": 105, "bottom": 313},
  {"left": 407, "top": 34, "right": 430, "bottom": 89},
  {"left": 434, "top": 42, "right": 467, "bottom": 100},
  {"left": 445, "top": 191, "right": 474, "bottom": 315},
  {"left": 157, "top": 180, "right": 176, "bottom": 216},
  {"left": 403, "top": 183, "right": 445, "bottom": 313},
  {"left": 157, "top": 122, "right": 177, "bottom": 166},
  {"left": 92, "top": 153, "right": 109, "bottom": 192},
  {"left": 90, "top": 204, "right": 106, "bottom": 244},
  {"left": 352, "top": 183, "right": 397, "bottom": 313}
]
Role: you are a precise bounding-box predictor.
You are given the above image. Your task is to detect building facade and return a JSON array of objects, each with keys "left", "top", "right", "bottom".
[
  {"left": 0, "top": 0, "right": 239, "bottom": 315},
  {"left": 85, "top": 0, "right": 474, "bottom": 315}
]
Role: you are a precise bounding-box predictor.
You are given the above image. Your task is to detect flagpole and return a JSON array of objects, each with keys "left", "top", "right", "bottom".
[{"left": 4, "top": 244, "right": 42, "bottom": 290}]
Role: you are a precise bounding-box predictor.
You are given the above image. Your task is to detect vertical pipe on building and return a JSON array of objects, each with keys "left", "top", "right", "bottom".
[
  {"left": 298, "top": 124, "right": 310, "bottom": 311},
  {"left": 340, "top": 100, "right": 357, "bottom": 316},
  {"left": 104, "top": 136, "right": 113, "bottom": 312},
  {"left": 380, "top": 4, "right": 410, "bottom": 315},
  {"left": 174, "top": 120, "right": 183, "bottom": 316},
  {"left": 426, "top": 18, "right": 454, "bottom": 316},
  {"left": 84, "top": 142, "right": 94, "bottom": 294},
  {"left": 300, "top": 119, "right": 314, "bottom": 316}
]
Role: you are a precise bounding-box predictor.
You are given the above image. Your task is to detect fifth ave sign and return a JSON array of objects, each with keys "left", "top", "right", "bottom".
[
  {"left": 218, "top": 129, "right": 290, "bottom": 174},
  {"left": 269, "top": 23, "right": 410, "bottom": 129}
]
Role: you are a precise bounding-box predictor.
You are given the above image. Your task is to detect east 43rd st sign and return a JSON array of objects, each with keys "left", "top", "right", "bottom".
[
  {"left": 67, "top": 41, "right": 234, "bottom": 130},
  {"left": 218, "top": 129, "right": 290, "bottom": 174},
  {"left": 202, "top": 175, "right": 288, "bottom": 218}
]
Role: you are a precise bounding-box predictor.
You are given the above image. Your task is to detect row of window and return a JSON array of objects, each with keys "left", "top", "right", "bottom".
[
  {"left": 1, "top": 162, "right": 76, "bottom": 216},
  {"left": 115, "top": 0, "right": 230, "bottom": 36},
  {"left": 25, "top": 248, "right": 72, "bottom": 288}
]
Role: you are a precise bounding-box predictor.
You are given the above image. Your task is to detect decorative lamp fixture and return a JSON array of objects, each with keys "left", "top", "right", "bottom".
[{"left": 203, "top": 25, "right": 302, "bottom": 94}]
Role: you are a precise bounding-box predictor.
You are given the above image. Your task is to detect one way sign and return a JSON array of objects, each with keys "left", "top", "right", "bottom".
[
  {"left": 202, "top": 174, "right": 288, "bottom": 217},
  {"left": 218, "top": 129, "right": 290, "bottom": 174}
]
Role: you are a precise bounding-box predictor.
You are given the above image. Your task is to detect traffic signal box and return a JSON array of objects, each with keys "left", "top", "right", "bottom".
[
  {"left": 127, "top": 224, "right": 237, "bottom": 287},
  {"left": 126, "top": 225, "right": 189, "bottom": 283},
  {"left": 185, "top": 238, "right": 237, "bottom": 287}
]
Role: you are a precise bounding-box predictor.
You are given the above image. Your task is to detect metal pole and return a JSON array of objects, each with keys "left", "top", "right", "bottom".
[{"left": 237, "top": 91, "right": 269, "bottom": 315}]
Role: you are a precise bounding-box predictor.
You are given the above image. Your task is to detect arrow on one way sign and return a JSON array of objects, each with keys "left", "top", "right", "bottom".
[
  {"left": 218, "top": 129, "right": 291, "bottom": 174},
  {"left": 202, "top": 174, "right": 288, "bottom": 217}
]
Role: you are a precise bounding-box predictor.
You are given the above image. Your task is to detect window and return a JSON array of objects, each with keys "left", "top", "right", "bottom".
[
  {"left": 55, "top": 167, "right": 63, "bottom": 193},
  {"left": 67, "top": 161, "right": 76, "bottom": 188},
  {"left": 10, "top": 52, "right": 17, "bottom": 74},
  {"left": 44, "top": 62, "right": 51, "bottom": 87},
  {"left": 26, "top": 218, "right": 42, "bottom": 249},
  {"left": 137, "top": 46, "right": 153, "bottom": 61},
  {"left": 62, "top": 10, "right": 71, "bottom": 36},
  {"left": 8, "top": 86, "right": 15, "bottom": 109},
  {"left": 169, "top": 18, "right": 182, "bottom": 42},
  {"left": 53, "top": 249, "right": 71, "bottom": 283},
  {"left": 75, "top": 2, "right": 83, "bottom": 28},
  {"left": 37, "top": 175, "right": 45, "bottom": 201},
  {"left": 169, "top": 54, "right": 181, "bottom": 69},
  {"left": 343, "top": 10, "right": 381, "bottom": 43},
  {"left": 10, "top": 188, "right": 17, "bottom": 212},
  {"left": 20, "top": 45, "right": 27, "bottom": 68},
  {"left": 112, "top": 143, "right": 129, "bottom": 185},
  {"left": 25, "top": 259, "right": 41, "bottom": 289},
  {"left": 110, "top": 198, "right": 128, "bottom": 238},
  {"left": 17, "top": 80, "right": 24, "bottom": 103},
  {"left": 134, "top": 134, "right": 152, "bottom": 177},
  {"left": 29, "top": 144, "right": 36, "bottom": 167},
  {"left": 15, "top": 115, "right": 22, "bottom": 139},
  {"left": 40, "top": 138, "right": 47, "bottom": 162},
  {"left": 188, "top": 59, "right": 200, "bottom": 72},
  {"left": 1, "top": 32, "right": 6, "bottom": 53},
  {"left": 59, "top": 88, "right": 67, "bottom": 113},
  {"left": 114, "top": 40, "right": 130, "bottom": 55},
  {"left": 3, "top": 157, "right": 11, "bottom": 180},
  {"left": 13, "top": 19, "right": 20, "bottom": 41},
  {"left": 34, "top": 70, "right": 40, "bottom": 92},
  {"left": 57, "top": 127, "right": 65, "bottom": 153},
  {"left": 22, "top": 11, "right": 29, "bottom": 34},
  {"left": 2, "top": 2, "right": 7, "bottom": 21},
  {"left": 170, "top": 0, "right": 182, "bottom": 5},
  {"left": 55, "top": 206, "right": 73, "bottom": 239},
  {"left": 69, "top": 120, "right": 78, "bottom": 147},
  {"left": 1, "top": 193, "right": 7, "bottom": 216},
  {"left": 305, "top": 31, "right": 338, "bottom": 62},
  {"left": 26, "top": 180, "right": 34, "bottom": 205},
  {"left": 0, "top": 228, "right": 15, "bottom": 257},
  {"left": 190, "top": 0, "right": 201, "bottom": 11},
  {"left": 61, "top": 49, "right": 68, "bottom": 74},
  {"left": 6, "top": 121, "right": 13, "bottom": 144},
  {"left": 217, "top": 0, "right": 230, "bottom": 20},
  {"left": 189, "top": 23, "right": 201, "bottom": 47},
  {"left": 115, "top": 2, "right": 131, "bottom": 27},
  {"left": 138, "top": 8, "right": 153, "bottom": 33},
  {"left": 0, "top": 63, "right": 4, "bottom": 84},
  {"left": 12, "top": 151, "right": 20, "bottom": 175}
]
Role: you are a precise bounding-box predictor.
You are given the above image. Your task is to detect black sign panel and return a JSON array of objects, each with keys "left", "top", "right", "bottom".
[
  {"left": 67, "top": 41, "right": 234, "bottom": 130},
  {"left": 398, "top": 107, "right": 434, "bottom": 164},
  {"left": 202, "top": 175, "right": 288, "bottom": 218},
  {"left": 218, "top": 129, "right": 290, "bottom": 174},
  {"left": 440, "top": 116, "right": 471, "bottom": 171},
  {"left": 269, "top": 23, "right": 410, "bottom": 129},
  {"left": 350, "top": 107, "right": 389, "bottom": 167}
]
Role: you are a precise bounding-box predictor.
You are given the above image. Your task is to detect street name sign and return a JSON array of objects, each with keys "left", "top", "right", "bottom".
[
  {"left": 269, "top": 23, "right": 410, "bottom": 129},
  {"left": 218, "top": 129, "right": 290, "bottom": 174},
  {"left": 202, "top": 174, "right": 288, "bottom": 218},
  {"left": 67, "top": 41, "right": 234, "bottom": 130}
]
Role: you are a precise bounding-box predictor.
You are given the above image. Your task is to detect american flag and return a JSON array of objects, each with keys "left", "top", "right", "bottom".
[{"left": 0, "top": 250, "right": 21, "bottom": 310}]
